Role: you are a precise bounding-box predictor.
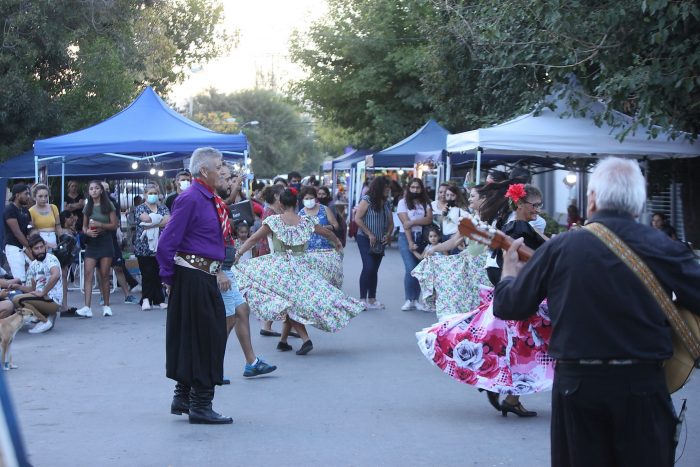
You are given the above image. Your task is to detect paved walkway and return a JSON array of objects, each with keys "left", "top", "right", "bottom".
[{"left": 6, "top": 242, "right": 700, "bottom": 466}]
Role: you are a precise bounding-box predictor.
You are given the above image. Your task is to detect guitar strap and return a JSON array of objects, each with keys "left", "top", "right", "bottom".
[{"left": 585, "top": 222, "right": 700, "bottom": 363}]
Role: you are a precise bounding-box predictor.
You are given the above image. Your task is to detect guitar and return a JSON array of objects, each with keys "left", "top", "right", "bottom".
[
  {"left": 457, "top": 215, "right": 534, "bottom": 261},
  {"left": 458, "top": 215, "right": 700, "bottom": 394}
]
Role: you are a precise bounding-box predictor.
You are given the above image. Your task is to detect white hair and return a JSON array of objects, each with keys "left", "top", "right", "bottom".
[
  {"left": 189, "top": 147, "right": 222, "bottom": 176},
  {"left": 587, "top": 157, "right": 646, "bottom": 216}
]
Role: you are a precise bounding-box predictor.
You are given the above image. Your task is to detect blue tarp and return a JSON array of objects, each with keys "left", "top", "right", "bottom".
[
  {"left": 33, "top": 86, "right": 247, "bottom": 160},
  {"left": 332, "top": 149, "right": 371, "bottom": 170},
  {"left": 373, "top": 119, "right": 450, "bottom": 167}
]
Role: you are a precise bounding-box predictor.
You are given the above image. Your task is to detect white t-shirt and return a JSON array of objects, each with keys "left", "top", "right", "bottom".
[
  {"left": 397, "top": 199, "right": 428, "bottom": 233},
  {"left": 441, "top": 206, "right": 470, "bottom": 235},
  {"left": 25, "top": 253, "right": 63, "bottom": 304}
]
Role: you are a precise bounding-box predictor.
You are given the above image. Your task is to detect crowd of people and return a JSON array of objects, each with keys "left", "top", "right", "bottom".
[{"left": 3, "top": 148, "right": 700, "bottom": 466}]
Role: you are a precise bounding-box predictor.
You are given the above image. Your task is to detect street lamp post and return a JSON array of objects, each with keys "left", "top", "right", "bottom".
[{"left": 231, "top": 120, "right": 259, "bottom": 192}]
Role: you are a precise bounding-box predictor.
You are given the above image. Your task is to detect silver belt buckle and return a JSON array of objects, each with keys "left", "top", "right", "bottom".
[{"left": 209, "top": 261, "right": 221, "bottom": 274}]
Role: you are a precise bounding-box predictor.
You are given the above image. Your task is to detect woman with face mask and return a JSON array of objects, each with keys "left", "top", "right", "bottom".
[
  {"left": 133, "top": 184, "right": 171, "bottom": 310},
  {"left": 298, "top": 186, "right": 343, "bottom": 288},
  {"left": 298, "top": 186, "right": 339, "bottom": 252}
]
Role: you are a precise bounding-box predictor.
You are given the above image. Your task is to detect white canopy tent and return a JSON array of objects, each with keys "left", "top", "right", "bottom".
[{"left": 447, "top": 83, "right": 700, "bottom": 183}]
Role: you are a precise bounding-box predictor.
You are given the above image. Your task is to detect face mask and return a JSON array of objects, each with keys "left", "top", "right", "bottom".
[
  {"left": 147, "top": 194, "right": 158, "bottom": 204},
  {"left": 179, "top": 180, "right": 191, "bottom": 191},
  {"left": 303, "top": 199, "right": 316, "bottom": 209},
  {"left": 291, "top": 183, "right": 301, "bottom": 191},
  {"left": 446, "top": 200, "right": 456, "bottom": 208},
  {"left": 317, "top": 197, "right": 329, "bottom": 206}
]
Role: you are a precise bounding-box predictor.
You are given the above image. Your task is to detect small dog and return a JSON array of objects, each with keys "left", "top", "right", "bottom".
[{"left": 1, "top": 307, "right": 47, "bottom": 370}]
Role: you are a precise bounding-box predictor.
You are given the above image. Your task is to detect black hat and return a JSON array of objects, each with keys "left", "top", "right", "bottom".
[{"left": 11, "top": 183, "right": 29, "bottom": 195}]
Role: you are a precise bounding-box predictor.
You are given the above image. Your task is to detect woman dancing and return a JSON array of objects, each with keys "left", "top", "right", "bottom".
[
  {"left": 234, "top": 189, "right": 365, "bottom": 355},
  {"left": 416, "top": 183, "right": 552, "bottom": 417},
  {"left": 412, "top": 184, "right": 491, "bottom": 320}
]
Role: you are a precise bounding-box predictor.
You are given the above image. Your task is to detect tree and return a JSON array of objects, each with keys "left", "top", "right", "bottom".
[
  {"left": 290, "top": 0, "right": 435, "bottom": 149},
  {"left": 427, "top": 0, "right": 700, "bottom": 138},
  {"left": 192, "top": 88, "right": 324, "bottom": 177},
  {"left": 0, "top": 0, "right": 231, "bottom": 159}
]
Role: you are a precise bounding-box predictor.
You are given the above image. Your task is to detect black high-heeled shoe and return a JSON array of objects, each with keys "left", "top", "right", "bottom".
[
  {"left": 500, "top": 400, "right": 537, "bottom": 418},
  {"left": 486, "top": 391, "right": 501, "bottom": 411}
]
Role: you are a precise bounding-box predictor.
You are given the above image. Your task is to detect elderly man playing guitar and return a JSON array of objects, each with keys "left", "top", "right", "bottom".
[{"left": 490, "top": 157, "right": 700, "bottom": 467}]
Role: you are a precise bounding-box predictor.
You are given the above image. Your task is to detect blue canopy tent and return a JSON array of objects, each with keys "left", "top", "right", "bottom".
[
  {"left": 33, "top": 86, "right": 247, "bottom": 172},
  {"left": 25, "top": 85, "right": 248, "bottom": 210},
  {"left": 372, "top": 119, "right": 450, "bottom": 168},
  {"left": 330, "top": 149, "right": 371, "bottom": 202}
]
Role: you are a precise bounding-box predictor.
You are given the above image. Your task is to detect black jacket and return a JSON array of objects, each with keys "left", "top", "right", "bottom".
[{"left": 493, "top": 210, "right": 700, "bottom": 360}]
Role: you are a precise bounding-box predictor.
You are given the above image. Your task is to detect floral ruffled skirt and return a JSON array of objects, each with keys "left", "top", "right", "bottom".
[
  {"left": 234, "top": 252, "right": 364, "bottom": 332},
  {"left": 411, "top": 251, "right": 490, "bottom": 320},
  {"left": 416, "top": 289, "right": 554, "bottom": 395},
  {"left": 300, "top": 249, "right": 343, "bottom": 289}
]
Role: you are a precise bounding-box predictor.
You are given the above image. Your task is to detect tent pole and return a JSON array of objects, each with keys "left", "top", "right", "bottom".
[
  {"left": 445, "top": 154, "right": 451, "bottom": 183},
  {"left": 61, "top": 157, "right": 65, "bottom": 212},
  {"left": 475, "top": 147, "right": 483, "bottom": 184},
  {"left": 34, "top": 155, "right": 39, "bottom": 183}
]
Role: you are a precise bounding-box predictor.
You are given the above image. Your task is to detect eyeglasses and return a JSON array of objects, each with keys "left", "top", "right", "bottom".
[{"left": 523, "top": 201, "right": 544, "bottom": 209}]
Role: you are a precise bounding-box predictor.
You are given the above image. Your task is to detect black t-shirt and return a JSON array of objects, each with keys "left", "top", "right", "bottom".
[
  {"left": 65, "top": 193, "right": 85, "bottom": 231},
  {"left": 165, "top": 193, "right": 178, "bottom": 211},
  {"left": 4, "top": 203, "right": 31, "bottom": 248}
]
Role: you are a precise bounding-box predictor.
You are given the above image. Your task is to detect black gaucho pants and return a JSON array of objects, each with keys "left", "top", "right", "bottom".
[
  {"left": 551, "top": 363, "right": 678, "bottom": 467},
  {"left": 165, "top": 265, "right": 227, "bottom": 389}
]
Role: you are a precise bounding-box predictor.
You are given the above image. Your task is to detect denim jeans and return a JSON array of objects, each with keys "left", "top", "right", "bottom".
[
  {"left": 356, "top": 234, "right": 384, "bottom": 299},
  {"left": 398, "top": 233, "right": 421, "bottom": 301}
]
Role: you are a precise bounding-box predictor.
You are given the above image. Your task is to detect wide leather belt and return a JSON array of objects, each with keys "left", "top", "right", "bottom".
[{"left": 176, "top": 252, "right": 221, "bottom": 275}]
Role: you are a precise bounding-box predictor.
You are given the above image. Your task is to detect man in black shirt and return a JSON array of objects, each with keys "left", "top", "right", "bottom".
[
  {"left": 4, "top": 184, "right": 33, "bottom": 281},
  {"left": 493, "top": 157, "right": 700, "bottom": 467},
  {"left": 164, "top": 170, "right": 192, "bottom": 211}
]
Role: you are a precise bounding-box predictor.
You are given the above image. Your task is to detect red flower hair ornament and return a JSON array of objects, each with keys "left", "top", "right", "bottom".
[
  {"left": 505, "top": 183, "right": 527, "bottom": 210},
  {"left": 288, "top": 187, "right": 299, "bottom": 196}
]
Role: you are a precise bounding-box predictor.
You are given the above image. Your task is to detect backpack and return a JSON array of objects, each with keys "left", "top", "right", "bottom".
[{"left": 54, "top": 234, "right": 77, "bottom": 268}]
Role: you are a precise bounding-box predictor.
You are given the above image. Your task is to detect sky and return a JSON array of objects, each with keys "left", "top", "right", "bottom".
[{"left": 169, "top": 0, "right": 327, "bottom": 105}]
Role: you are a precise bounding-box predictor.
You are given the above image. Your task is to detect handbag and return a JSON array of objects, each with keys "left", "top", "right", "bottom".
[{"left": 585, "top": 222, "right": 700, "bottom": 393}]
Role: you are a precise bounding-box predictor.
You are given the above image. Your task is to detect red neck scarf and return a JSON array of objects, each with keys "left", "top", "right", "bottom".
[{"left": 194, "top": 178, "right": 234, "bottom": 245}]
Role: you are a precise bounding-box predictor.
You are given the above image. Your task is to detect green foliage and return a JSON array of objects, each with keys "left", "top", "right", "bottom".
[
  {"left": 291, "top": 0, "right": 700, "bottom": 145},
  {"left": 192, "top": 89, "right": 324, "bottom": 177},
  {"left": 0, "top": 0, "right": 231, "bottom": 160},
  {"left": 289, "top": 0, "right": 436, "bottom": 149}
]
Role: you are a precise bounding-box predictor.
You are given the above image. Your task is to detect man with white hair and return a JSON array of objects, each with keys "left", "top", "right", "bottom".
[
  {"left": 493, "top": 157, "right": 700, "bottom": 466},
  {"left": 157, "top": 147, "right": 232, "bottom": 425}
]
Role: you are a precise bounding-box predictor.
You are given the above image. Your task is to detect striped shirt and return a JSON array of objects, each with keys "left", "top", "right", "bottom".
[{"left": 357, "top": 195, "right": 391, "bottom": 238}]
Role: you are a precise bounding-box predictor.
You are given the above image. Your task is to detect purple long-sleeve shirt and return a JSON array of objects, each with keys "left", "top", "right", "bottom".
[{"left": 156, "top": 182, "right": 225, "bottom": 285}]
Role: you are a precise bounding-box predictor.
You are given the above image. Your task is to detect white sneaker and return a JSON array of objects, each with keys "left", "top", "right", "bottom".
[
  {"left": 29, "top": 318, "right": 54, "bottom": 334},
  {"left": 102, "top": 306, "right": 113, "bottom": 317},
  {"left": 415, "top": 301, "right": 427, "bottom": 312},
  {"left": 158, "top": 303, "right": 168, "bottom": 309},
  {"left": 401, "top": 300, "right": 415, "bottom": 311},
  {"left": 142, "top": 298, "right": 151, "bottom": 311},
  {"left": 76, "top": 306, "right": 93, "bottom": 318},
  {"left": 130, "top": 284, "right": 142, "bottom": 293},
  {"left": 367, "top": 301, "right": 385, "bottom": 310}
]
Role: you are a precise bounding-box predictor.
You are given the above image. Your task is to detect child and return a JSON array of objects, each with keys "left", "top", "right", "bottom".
[
  {"left": 233, "top": 221, "right": 255, "bottom": 262},
  {"left": 414, "top": 225, "right": 445, "bottom": 260}
]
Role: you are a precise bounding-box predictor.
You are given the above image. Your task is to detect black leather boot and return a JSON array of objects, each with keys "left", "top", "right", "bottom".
[
  {"left": 170, "top": 382, "right": 190, "bottom": 415},
  {"left": 188, "top": 387, "right": 233, "bottom": 424}
]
